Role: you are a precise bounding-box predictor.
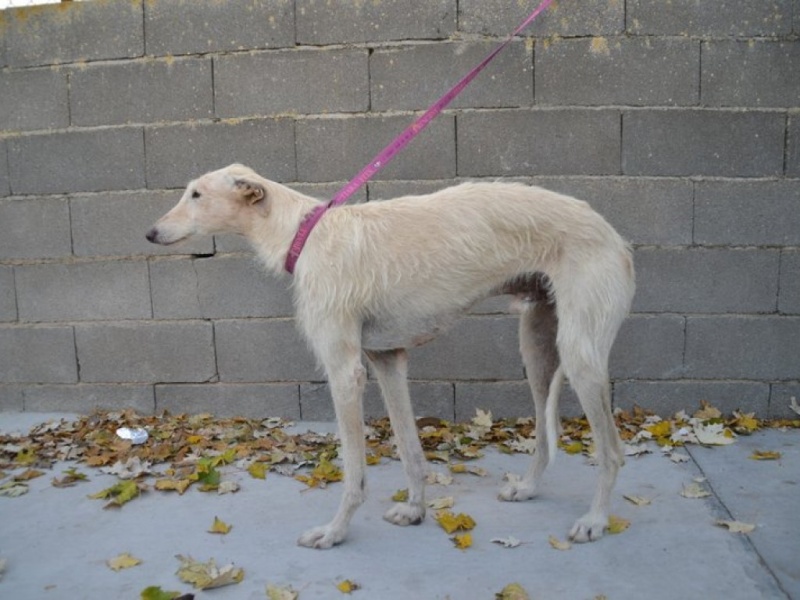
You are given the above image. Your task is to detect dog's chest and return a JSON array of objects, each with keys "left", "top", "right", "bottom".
[{"left": 361, "top": 310, "right": 463, "bottom": 351}]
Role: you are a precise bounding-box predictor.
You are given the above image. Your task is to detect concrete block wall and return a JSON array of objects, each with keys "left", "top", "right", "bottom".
[{"left": 1, "top": 0, "right": 798, "bottom": 420}]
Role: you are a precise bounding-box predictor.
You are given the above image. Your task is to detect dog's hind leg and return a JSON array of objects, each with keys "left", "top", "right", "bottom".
[
  {"left": 298, "top": 329, "right": 368, "bottom": 549},
  {"left": 499, "top": 299, "right": 560, "bottom": 502},
  {"left": 365, "top": 349, "right": 427, "bottom": 526}
]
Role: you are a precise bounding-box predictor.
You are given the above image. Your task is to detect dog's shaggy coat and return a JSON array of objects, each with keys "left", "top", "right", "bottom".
[{"left": 147, "top": 164, "right": 635, "bottom": 548}]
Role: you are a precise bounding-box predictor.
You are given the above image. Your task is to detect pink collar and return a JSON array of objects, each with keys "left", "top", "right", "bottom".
[{"left": 283, "top": 0, "right": 554, "bottom": 274}]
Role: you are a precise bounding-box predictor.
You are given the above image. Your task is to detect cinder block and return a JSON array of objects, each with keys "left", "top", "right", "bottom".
[
  {"left": 16, "top": 261, "right": 152, "bottom": 322},
  {"left": 24, "top": 384, "right": 155, "bottom": 414},
  {"left": 300, "top": 381, "right": 455, "bottom": 421},
  {"left": 0, "top": 198, "right": 72, "bottom": 260},
  {"left": 770, "top": 384, "right": 800, "bottom": 419},
  {"left": 694, "top": 180, "right": 800, "bottom": 246},
  {"left": 0, "top": 267, "right": 16, "bottom": 322},
  {"left": 70, "top": 58, "right": 213, "bottom": 126},
  {"left": 407, "top": 316, "right": 523, "bottom": 381},
  {"left": 536, "top": 37, "right": 698, "bottom": 106},
  {"left": 215, "top": 319, "right": 319, "bottom": 382},
  {"left": 458, "top": 0, "right": 623, "bottom": 37},
  {"left": 779, "top": 250, "right": 800, "bottom": 315},
  {"left": 632, "top": 248, "right": 780, "bottom": 314},
  {"left": 215, "top": 49, "right": 368, "bottom": 118},
  {"left": 4, "top": 0, "right": 143, "bottom": 68},
  {"left": 610, "top": 315, "right": 686, "bottom": 380},
  {"left": 456, "top": 381, "right": 583, "bottom": 420},
  {"left": 530, "top": 176, "right": 693, "bottom": 245},
  {"left": 156, "top": 383, "right": 300, "bottom": 419},
  {"left": 457, "top": 110, "right": 620, "bottom": 176},
  {"left": 371, "top": 41, "right": 532, "bottom": 111},
  {"left": 150, "top": 256, "right": 294, "bottom": 319},
  {"left": 71, "top": 190, "right": 214, "bottom": 258},
  {"left": 296, "top": 115, "right": 456, "bottom": 182},
  {"left": 685, "top": 316, "right": 800, "bottom": 380},
  {"left": 0, "top": 386, "right": 24, "bottom": 411},
  {"left": 296, "top": 0, "right": 455, "bottom": 44},
  {"left": 0, "top": 141, "right": 8, "bottom": 197},
  {"left": 702, "top": 41, "right": 800, "bottom": 108},
  {"left": 145, "top": 119, "right": 295, "bottom": 189},
  {"left": 0, "top": 69, "right": 69, "bottom": 131},
  {"left": 629, "top": 0, "right": 793, "bottom": 36},
  {"left": 622, "top": 110, "right": 785, "bottom": 177},
  {"left": 0, "top": 325, "right": 77, "bottom": 383},
  {"left": 614, "top": 381, "right": 770, "bottom": 417},
  {"left": 145, "top": 0, "right": 294, "bottom": 56},
  {"left": 788, "top": 116, "right": 800, "bottom": 177},
  {"left": 75, "top": 321, "right": 216, "bottom": 383},
  {"left": 8, "top": 128, "right": 146, "bottom": 194}
]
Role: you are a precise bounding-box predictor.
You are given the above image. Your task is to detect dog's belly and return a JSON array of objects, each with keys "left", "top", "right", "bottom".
[{"left": 361, "top": 310, "right": 463, "bottom": 351}]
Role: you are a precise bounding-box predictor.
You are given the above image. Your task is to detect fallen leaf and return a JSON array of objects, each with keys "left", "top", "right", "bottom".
[
  {"left": 336, "top": 579, "right": 361, "bottom": 594},
  {"left": 427, "top": 496, "right": 455, "bottom": 510},
  {"left": 749, "top": 450, "right": 782, "bottom": 461},
  {"left": 669, "top": 452, "right": 691, "bottom": 463},
  {"left": 495, "top": 583, "right": 531, "bottom": 600},
  {"left": 680, "top": 482, "right": 711, "bottom": 499},
  {"left": 434, "top": 510, "right": 476, "bottom": 534},
  {"left": 248, "top": 462, "right": 267, "bottom": 480},
  {"left": 694, "top": 422, "right": 734, "bottom": 446},
  {"left": 472, "top": 409, "right": 494, "bottom": 430},
  {"left": 90, "top": 480, "right": 143, "bottom": 508},
  {"left": 218, "top": 481, "right": 240, "bottom": 495},
  {"left": 607, "top": 515, "right": 630, "bottom": 534},
  {"left": 139, "top": 586, "right": 182, "bottom": 600},
  {"left": 208, "top": 516, "right": 232, "bottom": 535},
  {"left": 731, "top": 411, "right": 759, "bottom": 434},
  {"left": 295, "top": 457, "right": 343, "bottom": 489},
  {"left": 716, "top": 520, "right": 756, "bottom": 534},
  {"left": 101, "top": 457, "right": 152, "bottom": 480},
  {"left": 266, "top": 583, "right": 299, "bottom": 600},
  {"left": 13, "top": 468, "right": 45, "bottom": 481},
  {"left": 491, "top": 536, "right": 522, "bottom": 548},
  {"left": 694, "top": 401, "right": 722, "bottom": 420},
  {"left": 107, "top": 552, "right": 142, "bottom": 571},
  {"left": 449, "top": 463, "right": 487, "bottom": 477},
  {"left": 561, "top": 440, "right": 584, "bottom": 455},
  {"left": 0, "top": 481, "right": 29, "bottom": 497},
  {"left": 452, "top": 532, "right": 472, "bottom": 550},
  {"left": 548, "top": 535, "right": 572, "bottom": 551},
  {"left": 52, "top": 467, "right": 88, "bottom": 488},
  {"left": 623, "top": 494, "right": 652, "bottom": 507},
  {"left": 155, "top": 478, "right": 192, "bottom": 495},
  {"left": 175, "top": 555, "right": 244, "bottom": 590},
  {"left": 391, "top": 488, "right": 409, "bottom": 502},
  {"left": 425, "top": 471, "right": 453, "bottom": 486}
]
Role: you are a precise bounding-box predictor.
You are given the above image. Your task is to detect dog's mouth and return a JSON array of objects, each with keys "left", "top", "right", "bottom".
[{"left": 145, "top": 228, "right": 188, "bottom": 246}]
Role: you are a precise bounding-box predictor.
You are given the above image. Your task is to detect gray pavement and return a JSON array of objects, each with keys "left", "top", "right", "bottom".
[{"left": 0, "top": 412, "right": 797, "bottom": 599}]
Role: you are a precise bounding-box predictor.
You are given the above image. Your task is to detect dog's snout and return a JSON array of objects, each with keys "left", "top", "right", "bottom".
[{"left": 145, "top": 227, "right": 159, "bottom": 244}]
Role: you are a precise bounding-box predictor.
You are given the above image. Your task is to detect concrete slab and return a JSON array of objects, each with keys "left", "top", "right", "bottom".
[{"left": 0, "top": 413, "right": 795, "bottom": 599}]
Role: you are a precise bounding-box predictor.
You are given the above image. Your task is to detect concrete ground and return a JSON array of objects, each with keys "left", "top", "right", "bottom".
[{"left": 0, "top": 412, "right": 797, "bottom": 599}]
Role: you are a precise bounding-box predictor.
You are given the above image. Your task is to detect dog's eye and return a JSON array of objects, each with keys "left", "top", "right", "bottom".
[{"left": 191, "top": 191, "right": 201, "bottom": 199}]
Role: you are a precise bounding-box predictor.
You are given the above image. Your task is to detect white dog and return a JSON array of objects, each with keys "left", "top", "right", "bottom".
[{"left": 147, "top": 164, "right": 635, "bottom": 548}]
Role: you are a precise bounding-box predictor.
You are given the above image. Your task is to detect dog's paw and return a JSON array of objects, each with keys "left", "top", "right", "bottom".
[
  {"left": 568, "top": 513, "right": 607, "bottom": 543},
  {"left": 297, "top": 524, "right": 347, "bottom": 549},
  {"left": 383, "top": 502, "right": 426, "bottom": 526},
  {"left": 498, "top": 478, "right": 538, "bottom": 502}
]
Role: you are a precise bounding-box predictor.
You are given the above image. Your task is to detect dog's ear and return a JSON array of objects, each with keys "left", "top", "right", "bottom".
[{"left": 234, "top": 178, "right": 266, "bottom": 205}]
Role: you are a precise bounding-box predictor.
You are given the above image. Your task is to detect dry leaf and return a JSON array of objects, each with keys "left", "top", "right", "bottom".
[
  {"left": 0, "top": 481, "right": 29, "bottom": 497},
  {"left": 52, "top": 467, "right": 88, "bottom": 488},
  {"left": 491, "top": 536, "right": 522, "bottom": 548},
  {"left": 607, "top": 515, "right": 630, "bottom": 534},
  {"left": 452, "top": 532, "right": 472, "bottom": 550},
  {"left": 434, "top": 510, "right": 476, "bottom": 534},
  {"left": 680, "top": 482, "right": 711, "bottom": 499},
  {"left": 208, "top": 516, "right": 232, "bottom": 535},
  {"left": 155, "top": 478, "right": 192, "bottom": 495},
  {"left": 694, "top": 423, "right": 734, "bottom": 446},
  {"left": 101, "top": 457, "right": 152, "bottom": 480},
  {"left": 13, "top": 468, "right": 45, "bottom": 481},
  {"left": 716, "top": 520, "right": 756, "bottom": 534},
  {"left": 139, "top": 585, "right": 182, "bottom": 600},
  {"left": 336, "top": 579, "right": 361, "bottom": 593},
  {"left": 749, "top": 450, "right": 782, "bottom": 461},
  {"left": 218, "top": 480, "right": 240, "bottom": 495},
  {"left": 175, "top": 555, "right": 244, "bottom": 590},
  {"left": 107, "top": 552, "right": 142, "bottom": 571},
  {"left": 90, "top": 480, "right": 144, "bottom": 508},
  {"left": 449, "top": 463, "right": 487, "bottom": 477},
  {"left": 266, "top": 584, "right": 299, "bottom": 600},
  {"left": 669, "top": 452, "right": 691, "bottom": 464},
  {"left": 248, "top": 462, "right": 267, "bottom": 480},
  {"left": 391, "top": 488, "right": 409, "bottom": 502},
  {"left": 495, "top": 583, "right": 530, "bottom": 600},
  {"left": 427, "top": 496, "right": 455, "bottom": 510},
  {"left": 425, "top": 471, "right": 453, "bottom": 486},
  {"left": 694, "top": 401, "right": 722, "bottom": 420},
  {"left": 548, "top": 535, "right": 572, "bottom": 551},
  {"left": 623, "top": 494, "right": 652, "bottom": 506}
]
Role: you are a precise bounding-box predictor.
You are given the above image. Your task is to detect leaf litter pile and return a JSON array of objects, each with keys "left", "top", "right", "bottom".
[{"left": 1, "top": 403, "right": 797, "bottom": 597}]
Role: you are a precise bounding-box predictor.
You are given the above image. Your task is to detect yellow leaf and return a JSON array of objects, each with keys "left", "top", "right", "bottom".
[
  {"left": 495, "top": 582, "right": 531, "bottom": 600},
  {"left": 155, "top": 478, "right": 192, "bottom": 495},
  {"left": 449, "top": 463, "right": 488, "bottom": 477},
  {"left": 749, "top": 450, "right": 781, "bottom": 461},
  {"left": 140, "top": 585, "right": 180, "bottom": 600},
  {"left": 89, "top": 480, "right": 142, "bottom": 508},
  {"left": 336, "top": 579, "right": 361, "bottom": 594},
  {"left": 107, "top": 552, "right": 142, "bottom": 571},
  {"left": 208, "top": 516, "right": 232, "bottom": 534},
  {"left": 175, "top": 555, "right": 244, "bottom": 590},
  {"left": 248, "top": 462, "right": 267, "bottom": 479},
  {"left": 452, "top": 532, "right": 472, "bottom": 550},
  {"left": 434, "top": 510, "right": 476, "bottom": 534},
  {"left": 267, "top": 584, "right": 299, "bottom": 600},
  {"left": 391, "top": 488, "right": 408, "bottom": 502},
  {"left": 607, "top": 515, "right": 630, "bottom": 535},
  {"left": 427, "top": 496, "right": 455, "bottom": 510},
  {"left": 562, "top": 440, "right": 584, "bottom": 455},
  {"left": 716, "top": 520, "right": 756, "bottom": 534},
  {"left": 548, "top": 535, "right": 572, "bottom": 551},
  {"left": 13, "top": 468, "right": 45, "bottom": 482},
  {"left": 645, "top": 420, "right": 672, "bottom": 439},
  {"left": 732, "top": 411, "right": 759, "bottom": 434},
  {"left": 694, "top": 401, "right": 722, "bottom": 420},
  {"left": 623, "top": 494, "right": 651, "bottom": 507}
]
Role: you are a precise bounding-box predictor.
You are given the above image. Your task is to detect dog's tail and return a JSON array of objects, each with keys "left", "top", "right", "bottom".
[{"left": 545, "top": 365, "right": 564, "bottom": 466}]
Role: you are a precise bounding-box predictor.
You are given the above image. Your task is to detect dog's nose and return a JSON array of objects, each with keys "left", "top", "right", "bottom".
[{"left": 145, "top": 228, "right": 158, "bottom": 243}]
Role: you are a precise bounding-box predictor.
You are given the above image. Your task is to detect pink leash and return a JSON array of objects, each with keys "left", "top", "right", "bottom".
[{"left": 285, "top": 0, "right": 555, "bottom": 274}]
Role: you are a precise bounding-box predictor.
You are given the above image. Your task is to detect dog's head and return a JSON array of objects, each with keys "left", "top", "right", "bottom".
[{"left": 146, "top": 164, "right": 268, "bottom": 245}]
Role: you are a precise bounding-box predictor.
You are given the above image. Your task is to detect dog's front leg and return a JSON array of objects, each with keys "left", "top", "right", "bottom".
[
  {"left": 298, "top": 350, "right": 367, "bottom": 549},
  {"left": 365, "top": 349, "right": 426, "bottom": 526}
]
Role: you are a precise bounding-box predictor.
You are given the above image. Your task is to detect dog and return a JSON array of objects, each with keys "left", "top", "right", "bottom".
[{"left": 147, "top": 164, "right": 635, "bottom": 549}]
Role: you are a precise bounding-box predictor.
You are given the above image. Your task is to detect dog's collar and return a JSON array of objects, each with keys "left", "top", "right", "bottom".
[{"left": 284, "top": 204, "right": 329, "bottom": 274}]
